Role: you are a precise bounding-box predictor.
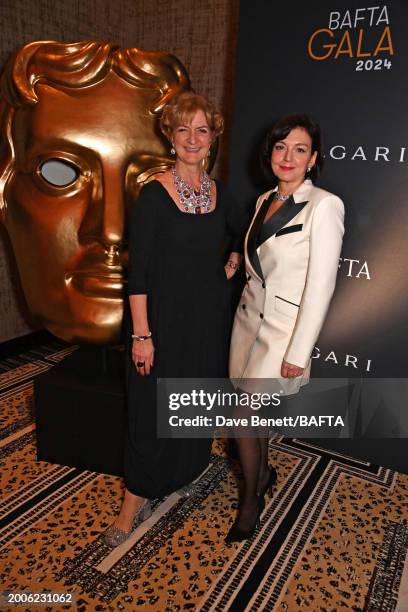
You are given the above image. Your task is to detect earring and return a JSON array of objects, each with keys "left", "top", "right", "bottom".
[
  {"left": 170, "top": 146, "right": 175, "bottom": 155},
  {"left": 207, "top": 148, "right": 211, "bottom": 157},
  {"left": 307, "top": 166, "right": 312, "bottom": 173}
]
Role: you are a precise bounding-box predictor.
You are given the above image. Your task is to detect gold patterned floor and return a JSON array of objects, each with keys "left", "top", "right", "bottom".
[{"left": 0, "top": 344, "right": 407, "bottom": 611}]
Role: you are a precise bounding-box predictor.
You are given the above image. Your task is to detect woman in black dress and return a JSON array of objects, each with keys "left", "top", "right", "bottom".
[{"left": 105, "top": 92, "right": 245, "bottom": 546}]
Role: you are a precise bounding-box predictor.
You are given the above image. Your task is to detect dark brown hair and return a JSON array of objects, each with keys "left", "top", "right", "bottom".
[{"left": 261, "top": 113, "right": 324, "bottom": 185}]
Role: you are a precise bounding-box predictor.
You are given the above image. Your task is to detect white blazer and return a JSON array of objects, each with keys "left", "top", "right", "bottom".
[{"left": 229, "top": 179, "right": 345, "bottom": 395}]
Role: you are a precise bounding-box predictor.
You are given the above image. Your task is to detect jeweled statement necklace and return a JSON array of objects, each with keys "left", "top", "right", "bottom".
[
  {"left": 172, "top": 167, "right": 212, "bottom": 214},
  {"left": 274, "top": 190, "right": 291, "bottom": 202}
]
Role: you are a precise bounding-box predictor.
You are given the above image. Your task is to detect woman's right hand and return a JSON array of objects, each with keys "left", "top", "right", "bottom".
[
  {"left": 132, "top": 338, "right": 155, "bottom": 376},
  {"left": 281, "top": 359, "right": 304, "bottom": 379}
]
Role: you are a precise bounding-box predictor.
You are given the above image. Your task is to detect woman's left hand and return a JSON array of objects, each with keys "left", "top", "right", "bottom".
[
  {"left": 224, "top": 264, "right": 236, "bottom": 279},
  {"left": 281, "top": 360, "right": 304, "bottom": 378},
  {"left": 224, "top": 252, "right": 242, "bottom": 279}
]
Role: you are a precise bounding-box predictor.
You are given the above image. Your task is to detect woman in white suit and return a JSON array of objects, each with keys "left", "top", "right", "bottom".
[{"left": 226, "top": 114, "right": 344, "bottom": 543}]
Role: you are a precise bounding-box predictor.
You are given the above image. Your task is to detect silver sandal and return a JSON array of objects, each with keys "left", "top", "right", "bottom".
[
  {"left": 103, "top": 500, "right": 152, "bottom": 547},
  {"left": 176, "top": 482, "right": 196, "bottom": 498}
]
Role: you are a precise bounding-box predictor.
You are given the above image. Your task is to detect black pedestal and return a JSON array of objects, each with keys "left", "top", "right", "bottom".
[{"left": 34, "top": 347, "right": 126, "bottom": 476}]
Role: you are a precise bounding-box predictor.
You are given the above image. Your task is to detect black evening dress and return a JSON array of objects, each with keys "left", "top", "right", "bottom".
[{"left": 125, "top": 180, "right": 245, "bottom": 499}]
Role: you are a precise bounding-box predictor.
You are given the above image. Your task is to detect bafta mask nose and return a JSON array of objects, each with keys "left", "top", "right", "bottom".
[
  {"left": 100, "top": 167, "right": 125, "bottom": 248},
  {"left": 78, "top": 164, "right": 125, "bottom": 252}
]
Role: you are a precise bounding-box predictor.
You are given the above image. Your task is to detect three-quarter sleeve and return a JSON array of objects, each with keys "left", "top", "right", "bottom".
[
  {"left": 127, "top": 183, "right": 158, "bottom": 295},
  {"left": 223, "top": 184, "right": 250, "bottom": 254}
]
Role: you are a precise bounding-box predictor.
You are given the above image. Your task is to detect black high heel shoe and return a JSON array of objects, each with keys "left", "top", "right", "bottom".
[
  {"left": 225, "top": 496, "right": 265, "bottom": 544},
  {"left": 259, "top": 466, "right": 277, "bottom": 498}
]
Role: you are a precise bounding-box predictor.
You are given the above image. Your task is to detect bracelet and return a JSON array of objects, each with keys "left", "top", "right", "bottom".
[
  {"left": 132, "top": 332, "right": 152, "bottom": 341},
  {"left": 226, "top": 260, "right": 240, "bottom": 271}
]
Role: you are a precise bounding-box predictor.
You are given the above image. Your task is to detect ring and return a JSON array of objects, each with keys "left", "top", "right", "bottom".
[{"left": 136, "top": 361, "right": 145, "bottom": 367}]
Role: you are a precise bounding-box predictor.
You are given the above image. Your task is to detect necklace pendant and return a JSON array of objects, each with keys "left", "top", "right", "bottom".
[
  {"left": 275, "top": 190, "right": 291, "bottom": 202},
  {"left": 195, "top": 206, "right": 201, "bottom": 214}
]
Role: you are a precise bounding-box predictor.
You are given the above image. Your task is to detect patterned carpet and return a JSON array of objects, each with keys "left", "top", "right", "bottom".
[{"left": 0, "top": 342, "right": 407, "bottom": 611}]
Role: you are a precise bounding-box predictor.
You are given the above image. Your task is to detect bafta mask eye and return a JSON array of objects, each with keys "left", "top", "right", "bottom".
[{"left": 39, "top": 159, "right": 79, "bottom": 187}]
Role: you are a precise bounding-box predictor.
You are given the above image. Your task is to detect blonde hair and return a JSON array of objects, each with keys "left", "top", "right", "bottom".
[{"left": 160, "top": 91, "right": 224, "bottom": 141}]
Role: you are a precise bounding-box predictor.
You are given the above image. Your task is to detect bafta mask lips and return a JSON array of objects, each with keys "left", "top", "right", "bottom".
[{"left": 66, "top": 268, "right": 125, "bottom": 299}]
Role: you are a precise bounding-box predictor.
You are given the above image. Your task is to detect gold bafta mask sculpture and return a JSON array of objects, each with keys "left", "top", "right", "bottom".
[{"left": 0, "top": 41, "right": 190, "bottom": 344}]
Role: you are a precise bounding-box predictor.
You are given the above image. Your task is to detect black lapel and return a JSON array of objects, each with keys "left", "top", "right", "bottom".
[
  {"left": 257, "top": 196, "right": 308, "bottom": 248},
  {"left": 247, "top": 194, "right": 273, "bottom": 280}
]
